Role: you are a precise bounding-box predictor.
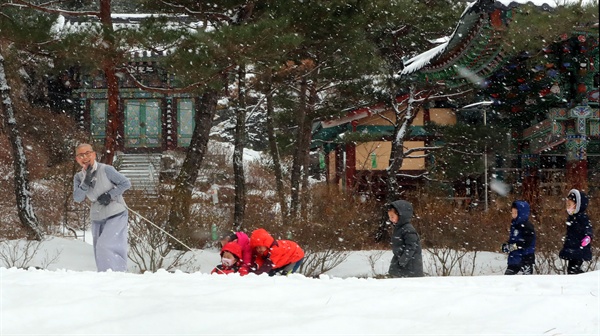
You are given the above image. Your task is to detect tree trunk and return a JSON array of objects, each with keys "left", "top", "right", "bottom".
[
  {"left": 0, "top": 52, "right": 44, "bottom": 240},
  {"left": 385, "top": 88, "right": 420, "bottom": 203},
  {"left": 265, "top": 71, "right": 288, "bottom": 219},
  {"left": 167, "top": 89, "right": 218, "bottom": 249},
  {"left": 233, "top": 65, "right": 246, "bottom": 230},
  {"left": 99, "top": 0, "right": 119, "bottom": 164},
  {"left": 289, "top": 76, "right": 308, "bottom": 219},
  {"left": 299, "top": 80, "right": 317, "bottom": 220}
]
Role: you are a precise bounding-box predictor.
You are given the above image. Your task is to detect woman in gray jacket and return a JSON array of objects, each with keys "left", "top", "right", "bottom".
[
  {"left": 73, "top": 143, "right": 131, "bottom": 272},
  {"left": 387, "top": 200, "right": 424, "bottom": 277}
]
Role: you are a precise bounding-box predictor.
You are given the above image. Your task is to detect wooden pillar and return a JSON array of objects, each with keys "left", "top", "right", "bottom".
[
  {"left": 521, "top": 153, "right": 540, "bottom": 209},
  {"left": 565, "top": 134, "right": 588, "bottom": 191},
  {"left": 335, "top": 146, "right": 343, "bottom": 187},
  {"left": 345, "top": 143, "right": 356, "bottom": 190},
  {"left": 324, "top": 150, "right": 330, "bottom": 183},
  {"left": 344, "top": 120, "right": 358, "bottom": 191}
]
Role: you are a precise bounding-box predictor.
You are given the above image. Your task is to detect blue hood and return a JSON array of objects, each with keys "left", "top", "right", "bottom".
[{"left": 512, "top": 200, "right": 530, "bottom": 225}]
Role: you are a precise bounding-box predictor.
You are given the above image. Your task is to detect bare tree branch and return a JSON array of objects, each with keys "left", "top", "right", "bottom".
[
  {"left": 6, "top": 0, "right": 99, "bottom": 16},
  {"left": 446, "top": 146, "right": 484, "bottom": 156},
  {"left": 119, "top": 64, "right": 235, "bottom": 94},
  {"left": 403, "top": 145, "right": 443, "bottom": 156}
]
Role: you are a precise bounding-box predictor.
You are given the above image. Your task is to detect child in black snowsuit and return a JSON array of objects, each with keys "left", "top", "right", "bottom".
[
  {"left": 560, "top": 189, "right": 593, "bottom": 274},
  {"left": 502, "top": 200, "right": 536, "bottom": 275}
]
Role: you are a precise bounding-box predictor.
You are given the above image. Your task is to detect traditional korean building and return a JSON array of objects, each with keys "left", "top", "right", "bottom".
[
  {"left": 79, "top": 57, "right": 197, "bottom": 153},
  {"left": 312, "top": 0, "right": 518, "bottom": 198},
  {"left": 514, "top": 26, "right": 599, "bottom": 199},
  {"left": 58, "top": 14, "right": 203, "bottom": 154},
  {"left": 343, "top": 0, "right": 598, "bottom": 203},
  {"left": 311, "top": 98, "right": 456, "bottom": 198},
  {"left": 54, "top": 14, "right": 207, "bottom": 190}
]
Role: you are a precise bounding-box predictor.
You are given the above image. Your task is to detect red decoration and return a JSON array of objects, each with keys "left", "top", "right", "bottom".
[
  {"left": 539, "top": 88, "right": 551, "bottom": 97},
  {"left": 577, "top": 83, "right": 587, "bottom": 93},
  {"left": 578, "top": 35, "right": 586, "bottom": 43}
]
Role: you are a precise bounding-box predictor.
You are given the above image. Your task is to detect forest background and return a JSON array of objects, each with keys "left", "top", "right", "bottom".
[{"left": 0, "top": 0, "right": 599, "bottom": 276}]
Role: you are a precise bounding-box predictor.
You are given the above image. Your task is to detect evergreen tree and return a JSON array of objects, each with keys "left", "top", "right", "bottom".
[
  {"left": 0, "top": 6, "right": 56, "bottom": 239},
  {"left": 139, "top": 0, "right": 302, "bottom": 236}
]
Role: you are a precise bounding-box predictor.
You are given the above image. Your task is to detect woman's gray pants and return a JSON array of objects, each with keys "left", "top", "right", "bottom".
[{"left": 91, "top": 211, "right": 128, "bottom": 272}]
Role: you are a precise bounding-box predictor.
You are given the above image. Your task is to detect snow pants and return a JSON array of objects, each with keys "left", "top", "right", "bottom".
[
  {"left": 271, "top": 258, "right": 304, "bottom": 276},
  {"left": 91, "top": 211, "right": 128, "bottom": 272},
  {"left": 504, "top": 263, "right": 533, "bottom": 275},
  {"left": 567, "top": 260, "right": 584, "bottom": 274}
]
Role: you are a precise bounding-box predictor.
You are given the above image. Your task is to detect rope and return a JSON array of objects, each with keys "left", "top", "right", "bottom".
[
  {"left": 124, "top": 205, "right": 194, "bottom": 252},
  {"left": 82, "top": 203, "right": 194, "bottom": 252}
]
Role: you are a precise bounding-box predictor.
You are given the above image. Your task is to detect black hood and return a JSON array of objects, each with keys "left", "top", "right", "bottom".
[
  {"left": 390, "top": 200, "right": 413, "bottom": 226},
  {"left": 568, "top": 189, "right": 589, "bottom": 214}
]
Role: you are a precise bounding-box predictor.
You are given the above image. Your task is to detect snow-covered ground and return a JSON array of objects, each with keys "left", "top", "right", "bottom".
[{"left": 1, "top": 236, "right": 599, "bottom": 335}]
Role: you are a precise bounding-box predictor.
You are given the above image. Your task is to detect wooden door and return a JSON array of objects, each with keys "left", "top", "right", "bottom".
[
  {"left": 124, "top": 99, "right": 162, "bottom": 148},
  {"left": 177, "top": 98, "right": 194, "bottom": 147}
]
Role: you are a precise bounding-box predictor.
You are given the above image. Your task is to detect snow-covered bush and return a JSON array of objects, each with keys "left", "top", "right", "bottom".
[{"left": 0, "top": 238, "right": 61, "bottom": 269}]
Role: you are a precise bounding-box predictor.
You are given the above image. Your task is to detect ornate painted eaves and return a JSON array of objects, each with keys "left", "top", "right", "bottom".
[{"left": 400, "top": 0, "right": 555, "bottom": 88}]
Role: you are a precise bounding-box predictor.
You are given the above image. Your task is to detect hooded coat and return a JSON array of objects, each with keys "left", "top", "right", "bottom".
[
  {"left": 388, "top": 200, "right": 424, "bottom": 278},
  {"left": 250, "top": 228, "right": 304, "bottom": 276},
  {"left": 506, "top": 200, "right": 536, "bottom": 266},
  {"left": 560, "top": 189, "right": 593, "bottom": 261}
]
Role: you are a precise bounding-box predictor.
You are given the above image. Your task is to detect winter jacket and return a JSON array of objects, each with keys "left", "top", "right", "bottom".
[
  {"left": 73, "top": 162, "right": 131, "bottom": 221},
  {"left": 211, "top": 242, "right": 249, "bottom": 275},
  {"left": 505, "top": 200, "right": 536, "bottom": 266},
  {"left": 560, "top": 189, "right": 593, "bottom": 261},
  {"left": 234, "top": 232, "right": 253, "bottom": 268},
  {"left": 388, "top": 200, "right": 424, "bottom": 278},
  {"left": 249, "top": 228, "right": 304, "bottom": 276}
]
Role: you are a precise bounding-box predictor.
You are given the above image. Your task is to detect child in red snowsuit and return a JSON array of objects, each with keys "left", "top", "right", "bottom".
[
  {"left": 249, "top": 228, "right": 304, "bottom": 276},
  {"left": 219, "top": 231, "right": 253, "bottom": 272},
  {"left": 211, "top": 242, "right": 249, "bottom": 276}
]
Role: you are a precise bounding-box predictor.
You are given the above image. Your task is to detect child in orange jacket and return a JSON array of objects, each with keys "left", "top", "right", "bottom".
[
  {"left": 211, "top": 242, "right": 249, "bottom": 276},
  {"left": 249, "top": 228, "right": 304, "bottom": 276}
]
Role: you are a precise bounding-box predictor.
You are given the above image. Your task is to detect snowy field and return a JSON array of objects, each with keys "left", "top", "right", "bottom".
[{"left": 1, "top": 236, "right": 599, "bottom": 335}]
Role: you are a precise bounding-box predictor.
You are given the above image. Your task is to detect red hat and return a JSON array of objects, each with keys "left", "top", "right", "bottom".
[{"left": 220, "top": 242, "right": 242, "bottom": 260}]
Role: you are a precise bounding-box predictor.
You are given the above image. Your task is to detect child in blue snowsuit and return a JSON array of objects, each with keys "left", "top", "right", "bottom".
[{"left": 502, "top": 200, "right": 536, "bottom": 275}]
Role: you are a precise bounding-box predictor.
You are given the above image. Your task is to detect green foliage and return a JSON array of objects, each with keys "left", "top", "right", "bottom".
[
  {"left": 364, "top": 0, "right": 463, "bottom": 67},
  {"left": 427, "top": 122, "right": 509, "bottom": 181},
  {"left": 0, "top": 7, "right": 56, "bottom": 49},
  {"left": 505, "top": 2, "right": 599, "bottom": 53}
]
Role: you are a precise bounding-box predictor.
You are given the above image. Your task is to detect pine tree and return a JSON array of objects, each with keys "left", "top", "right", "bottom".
[{"left": 0, "top": 6, "right": 55, "bottom": 239}]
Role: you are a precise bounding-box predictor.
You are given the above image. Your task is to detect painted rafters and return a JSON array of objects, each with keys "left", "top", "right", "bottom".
[{"left": 400, "top": 0, "right": 562, "bottom": 89}]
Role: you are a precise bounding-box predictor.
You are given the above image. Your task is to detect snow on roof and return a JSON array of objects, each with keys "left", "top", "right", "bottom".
[
  {"left": 400, "top": 41, "right": 449, "bottom": 77},
  {"left": 399, "top": 0, "right": 559, "bottom": 77},
  {"left": 495, "top": 0, "right": 557, "bottom": 9},
  {"left": 51, "top": 13, "right": 208, "bottom": 36},
  {"left": 50, "top": 14, "right": 210, "bottom": 58}
]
